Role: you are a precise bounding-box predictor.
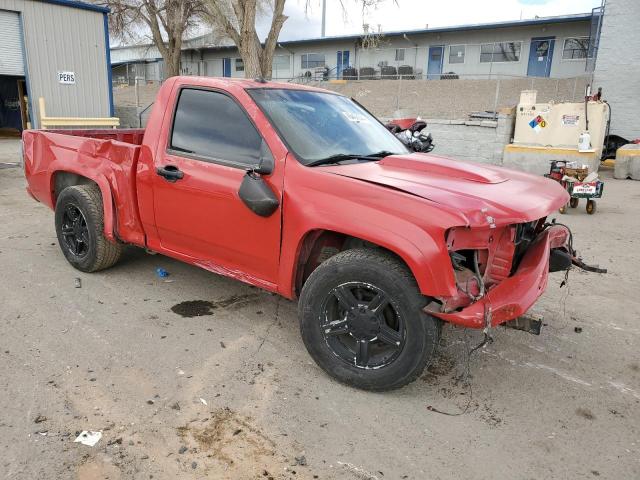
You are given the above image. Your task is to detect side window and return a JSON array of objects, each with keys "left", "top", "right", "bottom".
[{"left": 170, "top": 88, "right": 262, "bottom": 167}]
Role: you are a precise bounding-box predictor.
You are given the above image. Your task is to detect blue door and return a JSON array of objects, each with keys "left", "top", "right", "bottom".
[
  {"left": 427, "top": 46, "right": 444, "bottom": 79},
  {"left": 336, "top": 50, "right": 350, "bottom": 78},
  {"left": 527, "top": 37, "right": 555, "bottom": 77},
  {"left": 222, "top": 58, "right": 231, "bottom": 77}
]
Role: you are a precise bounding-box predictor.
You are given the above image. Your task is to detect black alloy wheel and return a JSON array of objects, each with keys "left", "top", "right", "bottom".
[
  {"left": 321, "top": 281, "right": 405, "bottom": 369},
  {"left": 54, "top": 184, "right": 122, "bottom": 272},
  {"left": 298, "top": 248, "right": 441, "bottom": 391},
  {"left": 60, "top": 204, "right": 90, "bottom": 258}
]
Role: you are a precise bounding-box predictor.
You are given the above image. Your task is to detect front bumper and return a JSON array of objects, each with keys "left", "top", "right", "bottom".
[{"left": 430, "top": 226, "right": 568, "bottom": 329}]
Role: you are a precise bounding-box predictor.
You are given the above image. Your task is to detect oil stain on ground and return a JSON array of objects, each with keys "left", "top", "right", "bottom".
[
  {"left": 170, "top": 294, "right": 263, "bottom": 318},
  {"left": 171, "top": 300, "right": 216, "bottom": 318}
]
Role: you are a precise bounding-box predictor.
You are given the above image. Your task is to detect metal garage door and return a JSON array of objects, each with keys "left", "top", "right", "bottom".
[{"left": 0, "top": 10, "right": 25, "bottom": 76}]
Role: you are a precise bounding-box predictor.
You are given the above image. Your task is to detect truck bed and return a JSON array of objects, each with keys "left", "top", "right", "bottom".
[
  {"left": 44, "top": 128, "right": 146, "bottom": 145},
  {"left": 22, "top": 129, "right": 147, "bottom": 245}
]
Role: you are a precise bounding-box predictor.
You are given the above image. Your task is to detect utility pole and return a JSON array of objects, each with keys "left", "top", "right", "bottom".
[{"left": 321, "top": 0, "right": 327, "bottom": 37}]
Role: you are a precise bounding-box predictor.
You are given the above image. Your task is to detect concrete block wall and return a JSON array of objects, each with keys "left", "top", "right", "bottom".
[
  {"left": 115, "top": 106, "right": 139, "bottom": 128},
  {"left": 321, "top": 77, "right": 590, "bottom": 120},
  {"left": 115, "top": 106, "right": 153, "bottom": 128},
  {"left": 593, "top": 0, "right": 640, "bottom": 141},
  {"left": 417, "top": 115, "right": 515, "bottom": 165}
]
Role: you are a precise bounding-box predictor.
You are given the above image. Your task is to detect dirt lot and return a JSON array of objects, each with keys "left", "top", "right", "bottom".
[{"left": 1, "top": 142, "right": 639, "bottom": 479}]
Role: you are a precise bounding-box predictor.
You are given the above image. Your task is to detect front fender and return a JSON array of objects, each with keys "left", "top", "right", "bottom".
[{"left": 277, "top": 170, "right": 459, "bottom": 299}]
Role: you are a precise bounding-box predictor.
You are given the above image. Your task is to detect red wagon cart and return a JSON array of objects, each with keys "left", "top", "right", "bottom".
[{"left": 545, "top": 161, "right": 604, "bottom": 215}]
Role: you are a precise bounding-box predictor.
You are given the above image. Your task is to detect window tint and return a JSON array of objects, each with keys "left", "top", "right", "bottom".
[
  {"left": 480, "top": 42, "right": 521, "bottom": 62},
  {"left": 273, "top": 55, "right": 290, "bottom": 69},
  {"left": 449, "top": 45, "right": 465, "bottom": 64},
  {"left": 170, "top": 88, "right": 262, "bottom": 167},
  {"left": 563, "top": 38, "right": 589, "bottom": 59},
  {"left": 301, "top": 53, "right": 325, "bottom": 69}
]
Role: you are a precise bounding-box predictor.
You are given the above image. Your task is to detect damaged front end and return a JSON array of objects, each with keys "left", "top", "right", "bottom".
[{"left": 429, "top": 219, "right": 605, "bottom": 329}]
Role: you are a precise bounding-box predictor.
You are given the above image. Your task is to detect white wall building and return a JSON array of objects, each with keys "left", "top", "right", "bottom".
[{"left": 112, "top": 13, "right": 594, "bottom": 84}]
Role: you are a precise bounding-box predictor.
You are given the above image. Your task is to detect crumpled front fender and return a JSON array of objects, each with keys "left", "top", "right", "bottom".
[{"left": 430, "top": 225, "right": 569, "bottom": 328}]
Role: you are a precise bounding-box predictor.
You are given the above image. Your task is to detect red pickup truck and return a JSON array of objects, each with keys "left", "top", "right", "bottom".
[{"left": 24, "top": 76, "right": 580, "bottom": 391}]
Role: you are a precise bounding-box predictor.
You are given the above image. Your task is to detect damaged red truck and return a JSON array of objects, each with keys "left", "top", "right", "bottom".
[{"left": 23, "top": 77, "right": 596, "bottom": 391}]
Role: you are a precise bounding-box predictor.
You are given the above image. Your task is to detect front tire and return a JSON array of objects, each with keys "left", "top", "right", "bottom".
[
  {"left": 298, "top": 248, "right": 440, "bottom": 391},
  {"left": 54, "top": 184, "right": 122, "bottom": 272}
]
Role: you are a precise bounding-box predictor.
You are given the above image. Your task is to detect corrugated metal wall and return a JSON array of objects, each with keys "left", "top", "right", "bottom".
[
  {"left": 0, "top": 10, "right": 25, "bottom": 75},
  {"left": 0, "top": 0, "right": 110, "bottom": 126}
]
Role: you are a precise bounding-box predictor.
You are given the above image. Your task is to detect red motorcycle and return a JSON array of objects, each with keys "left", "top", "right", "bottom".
[{"left": 385, "top": 118, "right": 435, "bottom": 153}]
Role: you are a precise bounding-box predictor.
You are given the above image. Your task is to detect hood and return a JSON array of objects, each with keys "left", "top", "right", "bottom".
[{"left": 321, "top": 153, "right": 569, "bottom": 227}]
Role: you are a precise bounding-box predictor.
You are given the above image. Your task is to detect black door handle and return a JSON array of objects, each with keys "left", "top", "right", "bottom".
[{"left": 156, "top": 165, "right": 184, "bottom": 182}]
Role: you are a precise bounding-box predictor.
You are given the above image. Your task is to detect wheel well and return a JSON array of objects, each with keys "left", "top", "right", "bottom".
[
  {"left": 294, "top": 230, "right": 410, "bottom": 296},
  {"left": 52, "top": 172, "right": 98, "bottom": 204}
]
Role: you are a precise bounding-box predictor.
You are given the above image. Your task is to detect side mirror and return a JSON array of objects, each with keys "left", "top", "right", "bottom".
[
  {"left": 254, "top": 139, "right": 274, "bottom": 175},
  {"left": 238, "top": 140, "right": 278, "bottom": 217}
]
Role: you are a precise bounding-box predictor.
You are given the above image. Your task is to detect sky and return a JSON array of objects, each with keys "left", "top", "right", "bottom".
[{"left": 253, "top": 0, "right": 603, "bottom": 41}]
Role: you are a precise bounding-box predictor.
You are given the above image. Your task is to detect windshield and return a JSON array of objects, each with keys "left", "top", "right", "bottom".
[{"left": 247, "top": 89, "right": 408, "bottom": 165}]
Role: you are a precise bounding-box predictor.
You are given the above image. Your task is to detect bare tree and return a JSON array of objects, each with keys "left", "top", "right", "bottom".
[
  {"left": 103, "top": 0, "right": 206, "bottom": 78},
  {"left": 204, "top": 0, "right": 287, "bottom": 78},
  {"left": 204, "top": 0, "right": 387, "bottom": 79}
]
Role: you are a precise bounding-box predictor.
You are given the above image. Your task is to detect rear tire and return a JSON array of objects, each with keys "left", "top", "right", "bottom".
[
  {"left": 298, "top": 248, "right": 440, "bottom": 391},
  {"left": 54, "top": 184, "right": 122, "bottom": 272},
  {"left": 569, "top": 197, "right": 579, "bottom": 208}
]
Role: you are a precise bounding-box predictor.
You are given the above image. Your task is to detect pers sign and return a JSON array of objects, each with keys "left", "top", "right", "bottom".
[{"left": 58, "top": 72, "right": 76, "bottom": 84}]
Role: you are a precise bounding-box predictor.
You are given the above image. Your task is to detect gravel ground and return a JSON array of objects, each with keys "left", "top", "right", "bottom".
[{"left": 1, "top": 142, "right": 639, "bottom": 479}]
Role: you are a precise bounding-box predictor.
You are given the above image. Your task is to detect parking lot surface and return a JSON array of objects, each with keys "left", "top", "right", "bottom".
[{"left": 1, "top": 145, "right": 639, "bottom": 479}]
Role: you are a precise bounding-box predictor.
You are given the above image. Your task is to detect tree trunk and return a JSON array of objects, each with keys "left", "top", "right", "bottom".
[
  {"left": 162, "top": 34, "right": 183, "bottom": 78},
  {"left": 240, "top": 38, "right": 263, "bottom": 78},
  {"left": 164, "top": 52, "right": 181, "bottom": 78},
  {"left": 204, "top": 0, "right": 287, "bottom": 80}
]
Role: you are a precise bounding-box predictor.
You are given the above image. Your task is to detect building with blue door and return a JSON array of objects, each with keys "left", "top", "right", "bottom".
[{"left": 113, "top": 12, "right": 595, "bottom": 82}]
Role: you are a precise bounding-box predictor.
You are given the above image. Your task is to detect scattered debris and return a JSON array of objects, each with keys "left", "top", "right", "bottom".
[
  {"left": 294, "top": 455, "right": 307, "bottom": 466},
  {"left": 199, "top": 398, "right": 208, "bottom": 406},
  {"left": 220, "top": 341, "right": 226, "bottom": 349},
  {"left": 36, "top": 431, "right": 48, "bottom": 436},
  {"left": 74, "top": 431, "right": 102, "bottom": 447},
  {"left": 574, "top": 326, "right": 583, "bottom": 333},
  {"left": 107, "top": 437, "right": 123, "bottom": 446},
  {"left": 191, "top": 461, "right": 198, "bottom": 469},
  {"left": 503, "top": 313, "right": 543, "bottom": 335},
  {"left": 146, "top": 399, "right": 155, "bottom": 405},
  {"left": 170, "top": 402, "right": 181, "bottom": 411},
  {"left": 34, "top": 415, "right": 47, "bottom": 424},
  {"left": 156, "top": 267, "right": 169, "bottom": 278},
  {"left": 178, "top": 446, "right": 188, "bottom": 454},
  {"left": 337, "top": 461, "right": 381, "bottom": 480},
  {"left": 74, "top": 278, "right": 82, "bottom": 288}
]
